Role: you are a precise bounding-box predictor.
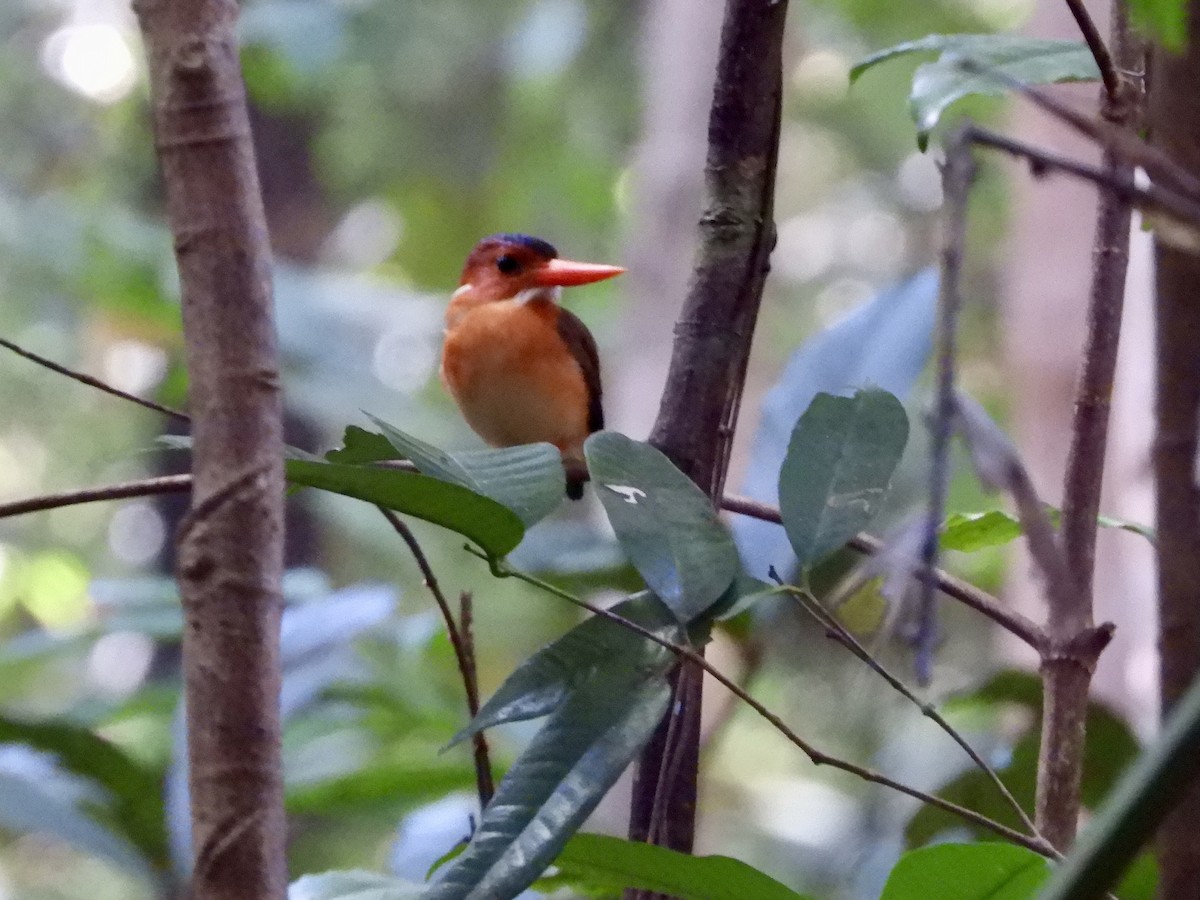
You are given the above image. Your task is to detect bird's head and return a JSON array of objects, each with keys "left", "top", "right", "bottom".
[{"left": 455, "top": 233, "right": 625, "bottom": 305}]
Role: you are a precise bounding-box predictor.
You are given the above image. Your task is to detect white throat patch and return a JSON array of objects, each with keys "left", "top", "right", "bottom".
[{"left": 511, "top": 286, "right": 561, "bottom": 306}]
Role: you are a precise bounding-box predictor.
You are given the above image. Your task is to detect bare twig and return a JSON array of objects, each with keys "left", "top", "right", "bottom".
[
  {"left": 475, "top": 551, "right": 1060, "bottom": 860},
  {"left": 965, "top": 125, "right": 1200, "bottom": 229},
  {"left": 785, "top": 585, "right": 1043, "bottom": 842},
  {"left": 0, "top": 475, "right": 192, "bottom": 520},
  {"left": 956, "top": 59, "right": 1200, "bottom": 205},
  {"left": 1065, "top": 0, "right": 1120, "bottom": 99},
  {"left": 377, "top": 509, "right": 494, "bottom": 807},
  {"left": 0, "top": 335, "right": 191, "bottom": 423},
  {"left": 718, "top": 493, "right": 1049, "bottom": 651},
  {"left": 916, "top": 128, "right": 976, "bottom": 685}
]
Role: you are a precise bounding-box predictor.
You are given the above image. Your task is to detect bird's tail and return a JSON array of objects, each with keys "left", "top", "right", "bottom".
[{"left": 564, "top": 458, "right": 589, "bottom": 500}]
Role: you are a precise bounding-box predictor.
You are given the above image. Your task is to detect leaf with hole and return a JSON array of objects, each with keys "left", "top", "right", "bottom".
[
  {"left": 734, "top": 272, "right": 936, "bottom": 579},
  {"left": 779, "top": 389, "right": 908, "bottom": 569},
  {"left": 584, "top": 431, "right": 741, "bottom": 623},
  {"left": 852, "top": 35, "right": 1100, "bottom": 149}
]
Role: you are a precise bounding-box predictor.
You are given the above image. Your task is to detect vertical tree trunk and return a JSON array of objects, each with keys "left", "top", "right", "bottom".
[
  {"left": 1151, "top": 4, "right": 1200, "bottom": 895},
  {"left": 628, "top": 0, "right": 787, "bottom": 882},
  {"left": 134, "top": 1, "right": 287, "bottom": 897}
]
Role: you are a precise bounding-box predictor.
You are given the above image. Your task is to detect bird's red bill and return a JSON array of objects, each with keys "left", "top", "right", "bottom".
[{"left": 533, "top": 258, "right": 625, "bottom": 287}]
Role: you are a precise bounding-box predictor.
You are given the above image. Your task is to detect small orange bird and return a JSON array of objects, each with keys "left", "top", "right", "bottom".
[{"left": 440, "top": 234, "right": 624, "bottom": 499}]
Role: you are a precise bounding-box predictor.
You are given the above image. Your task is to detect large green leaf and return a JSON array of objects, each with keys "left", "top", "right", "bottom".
[
  {"left": 0, "top": 715, "right": 168, "bottom": 869},
  {"left": 852, "top": 35, "right": 1100, "bottom": 149},
  {"left": 448, "top": 593, "right": 682, "bottom": 746},
  {"left": 882, "top": 844, "right": 1049, "bottom": 900},
  {"left": 289, "top": 870, "right": 423, "bottom": 900},
  {"left": 778, "top": 389, "right": 908, "bottom": 569},
  {"left": 425, "top": 677, "right": 672, "bottom": 900},
  {"left": 1126, "top": 0, "right": 1188, "bottom": 51},
  {"left": 584, "top": 432, "right": 741, "bottom": 623},
  {"left": 285, "top": 459, "right": 524, "bottom": 557},
  {"left": 544, "top": 832, "right": 812, "bottom": 900},
  {"left": 364, "top": 416, "right": 565, "bottom": 527}
]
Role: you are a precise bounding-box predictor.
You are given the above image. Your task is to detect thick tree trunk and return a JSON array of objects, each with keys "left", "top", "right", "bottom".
[
  {"left": 1152, "top": 4, "right": 1200, "bottom": 895},
  {"left": 134, "top": 1, "right": 288, "bottom": 897}
]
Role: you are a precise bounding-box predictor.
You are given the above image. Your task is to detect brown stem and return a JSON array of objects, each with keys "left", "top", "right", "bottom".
[
  {"left": 966, "top": 125, "right": 1200, "bottom": 226},
  {"left": 719, "top": 493, "right": 1049, "bottom": 650},
  {"left": 1150, "top": 4, "right": 1200, "bottom": 894},
  {"left": 630, "top": 0, "right": 787, "bottom": 867},
  {"left": 1065, "top": 0, "right": 1120, "bottom": 99},
  {"left": 133, "top": 0, "right": 287, "bottom": 894},
  {"left": 1036, "top": 2, "right": 1141, "bottom": 853},
  {"left": 914, "top": 129, "right": 976, "bottom": 683},
  {"left": 377, "top": 509, "right": 494, "bottom": 807},
  {"left": 0, "top": 475, "right": 192, "bottom": 520}
]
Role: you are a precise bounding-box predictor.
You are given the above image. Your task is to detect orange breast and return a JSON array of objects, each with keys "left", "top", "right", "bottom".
[{"left": 441, "top": 299, "right": 591, "bottom": 457}]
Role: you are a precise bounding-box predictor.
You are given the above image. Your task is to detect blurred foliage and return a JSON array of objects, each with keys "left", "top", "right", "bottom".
[{"left": 0, "top": 0, "right": 1146, "bottom": 897}]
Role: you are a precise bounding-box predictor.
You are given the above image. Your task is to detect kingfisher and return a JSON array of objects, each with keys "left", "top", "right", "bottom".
[{"left": 440, "top": 234, "right": 624, "bottom": 499}]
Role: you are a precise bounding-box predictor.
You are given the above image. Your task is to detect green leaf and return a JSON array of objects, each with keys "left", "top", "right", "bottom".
[
  {"left": 364, "top": 416, "right": 565, "bottom": 527},
  {"left": 1125, "top": 0, "right": 1188, "bottom": 51},
  {"left": 584, "top": 432, "right": 741, "bottom": 623},
  {"left": 882, "top": 844, "right": 1050, "bottom": 900},
  {"left": 425, "top": 677, "right": 672, "bottom": 900},
  {"left": 547, "top": 833, "right": 812, "bottom": 900},
  {"left": 325, "top": 425, "right": 405, "bottom": 465},
  {"left": 285, "top": 459, "right": 523, "bottom": 557},
  {"left": 940, "top": 509, "right": 1155, "bottom": 553},
  {"left": 779, "top": 389, "right": 908, "bottom": 569},
  {"left": 941, "top": 510, "right": 1023, "bottom": 552},
  {"left": 286, "top": 759, "right": 474, "bottom": 816},
  {"left": 0, "top": 765, "right": 154, "bottom": 885},
  {"left": 0, "top": 715, "right": 168, "bottom": 869},
  {"left": 852, "top": 35, "right": 1100, "bottom": 149},
  {"left": 910, "top": 671, "right": 1139, "bottom": 845},
  {"left": 288, "top": 870, "right": 423, "bottom": 900},
  {"left": 448, "top": 593, "right": 682, "bottom": 747}
]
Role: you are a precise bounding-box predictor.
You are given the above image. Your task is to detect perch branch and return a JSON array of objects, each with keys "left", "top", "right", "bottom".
[{"left": 377, "top": 508, "right": 494, "bottom": 807}]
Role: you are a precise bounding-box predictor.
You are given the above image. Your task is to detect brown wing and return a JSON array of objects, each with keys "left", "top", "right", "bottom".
[{"left": 556, "top": 307, "right": 604, "bottom": 434}]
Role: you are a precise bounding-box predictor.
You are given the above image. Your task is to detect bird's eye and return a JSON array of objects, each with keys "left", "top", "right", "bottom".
[{"left": 496, "top": 255, "right": 520, "bottom": 275}]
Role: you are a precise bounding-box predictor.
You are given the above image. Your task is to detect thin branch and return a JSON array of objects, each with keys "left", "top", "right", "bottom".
[
  {"left": 0, "top": 475, "right": 192, "bottom": 520},
  {"left": 475, "top": 552, "right": 1060, "bottom": 860},
  {"left": 916, "top": 128, "right": 976, "bottom": 684},
  {"left": 956, "top": 59, "right": 1200, "bottom": 205},
  {"left": 377, "top": 509, "right": 494, "bottom": 807},
  {"left": 718, "top": 493, "right": 1048, "bottom": 651},
  {"left": 0, "top": 335, "right": 191, "bottom": 424},
  {"left": 784, "top": 584, "right": 1043, "bottom": 842},
  {"left": 1065, "top": 0, "right": 1120, "bottom": 99},
  {"left": 965, "top": 124, "right": 1200, "bottom": 229}
]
